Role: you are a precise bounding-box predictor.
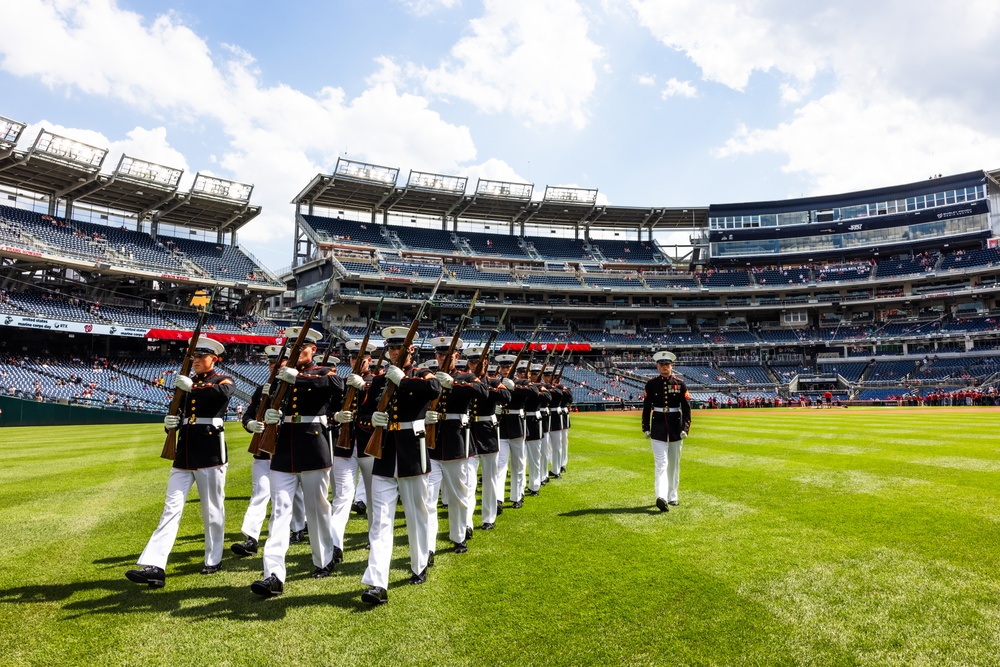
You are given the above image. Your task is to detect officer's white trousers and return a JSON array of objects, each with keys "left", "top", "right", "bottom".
[
  {"left": 138, "top": 464, "right": 226, "bottom": 569},
  {"left": 362, "top": 474, "right": 430, "bottom": 589},
  {"left": 263, "top": 468, "right": 333, "bottom": 582},
  {"left": 651, "top": 438, "right": 683, "bottom": 503}
]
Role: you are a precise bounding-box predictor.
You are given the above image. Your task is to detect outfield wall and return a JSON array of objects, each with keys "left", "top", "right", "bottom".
[{"left": 0, "top": 395, "right": 164, "bottom": 427}]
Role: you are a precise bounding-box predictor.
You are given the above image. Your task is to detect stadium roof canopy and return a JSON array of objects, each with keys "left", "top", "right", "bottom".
[
  {"left": 0, "top": 117, "right": 260, "bottom": 235},
  {"left": 294, "top": 158, "right": 709, "bottom": 232}
]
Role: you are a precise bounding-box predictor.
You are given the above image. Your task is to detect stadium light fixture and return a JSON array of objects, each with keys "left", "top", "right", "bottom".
[
  {"left": 32, "top": 130, "right": 106, "bottom": 169},
  {"left": 116, "top": 155, "right": 183, "bottom": 189},
  {"left": 191, "top": 173, "right": 253, "bottom": 203},
  {"left": 0, "top": 115, "right": 26, "bottom": 146},
  {"left": 334, "top": 157, "right": 398, "bottom": 186}
]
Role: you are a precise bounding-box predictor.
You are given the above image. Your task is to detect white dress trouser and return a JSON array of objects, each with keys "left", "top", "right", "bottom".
[
  {"left": 241, "top": 458, "right": 306, "bottom": 540},
  {"left": 505, "top": 437, "right": 527, "bottom": 502},
  {"left": 138, "top": 464, "right": 226, "bottom": 569},
  {"left": 497, "top": 439, "right": 510, "bottom": 503},
  {"left": 330, "top": 456, "right": 357, "bottom": 551},
  {"left": 559, "top": 428, "right": 569, "bottom": 470},
  {"left": 548, "top": 429, "right": 563, "bottom": 474},
  {"left": 362, "top": 474, "right": 430, "bottom": 589},
  {"left": 426, "top": 458, "right": 470, "bottom": 549},
  {"left": 464, "top": 456, "right": 478, "bottom": 529},
  {"left": 478, "top": 452, "right": 500, "bottom": 524},
  {"left": 354, "top": 461, "right": 369, "bottom": 505},
  {"left": 526, "top": 438, "right": 544, "bottom": 492},
  {"left": 263, "top": 468, "right": 334, "bottom": 582},
  {"left": 651, "top": 439, "right": 683, "bottom": 502}
]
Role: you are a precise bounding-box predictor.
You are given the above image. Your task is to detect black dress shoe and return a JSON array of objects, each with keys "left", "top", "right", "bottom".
[
  {"left": 540, "top": 478, "right": 548, "bottom": 486},
  {"left": 656, "top": 497, "right": 669, "bottom": 512},
  {"left": 527, "top": 489, "right": 539, "bottom": 497},
  {"left": 668, "top": 500, "right": 679, "bottom": 506},
  {"left": 333, "top": 546, "right": 344, "bottom": 564},
  {"left": 311, "top": 562, "right": 333, "bottom": 578},
  {"left": 512, "top": 500, "right": 523, "bottom": 509},
  {"left": 361, "top": 586, "right": 388, "bottom": 605},
  {"left": 481, "top": 522, "right": 495, "bottom": 530},
  {"left": 231, "top": 537, "right": 258, "bottom": 557},
  {"left": 560, "top": 466, "right": 566, "bottom": 473},
  {"left": 351, "top": 500, "right": 367, "bottom": 516},
  {"left": 496, "top": 500, "right": 504, "bottom": 515},
  {"left": 453, "top": 541, "right": 468, "bottom": 554},
  {"left": 125, "top": 565, "right": 166, "bottom": 588},
  {"left": 427, "top": 551, "right": 435, "bottom": 567},
  {"left": 289, "top": 529, "right": 306, "bottom": 544},
  {"left": 251, "top": 574, "right": 284, "bottom": 597},
  {"left": 408, "top": 568, "right": 428, "bottom": 585},
  {"left": 201, "top": 563, "right": 222, "bottom": 575},
  {"left": 465, "top": 526, "right": 473, "bottom": 541},
  {"left": 548, "top": 471, "right": 561, "bottom": 479}
]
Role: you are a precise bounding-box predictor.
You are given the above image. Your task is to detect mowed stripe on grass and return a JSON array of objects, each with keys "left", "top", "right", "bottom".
[{"left": 2, "top": 409, "right": 1000, "bottom": 666}]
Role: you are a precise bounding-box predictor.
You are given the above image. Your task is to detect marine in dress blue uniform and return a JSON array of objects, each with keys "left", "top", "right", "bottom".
[
  {"left": 251, "top": 327, "right": 345, "bottom": 596},
  {"left": 231, "top": 345, "right": 306, "bottom": 558},
  {"left": 358, "top": 326, "right": 442, "bottom": 605},
  {"left": 641, "top": 351, "right": 692, "bottom": 511},
  {"left": 466, "top": 346, "right": 512, "bottom": 529},
  {"left": 126, "top": 337, "right": 234, "bottom": 588}
]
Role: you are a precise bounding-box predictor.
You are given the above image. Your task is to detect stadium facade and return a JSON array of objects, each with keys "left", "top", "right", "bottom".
[{"left": 2, "top": 112, "right": 1000, "bottom": 420}]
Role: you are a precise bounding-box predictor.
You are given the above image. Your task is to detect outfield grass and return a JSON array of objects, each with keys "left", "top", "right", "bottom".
[{"left": 3, "top": 408, "right": 1000, "bottom": 666}]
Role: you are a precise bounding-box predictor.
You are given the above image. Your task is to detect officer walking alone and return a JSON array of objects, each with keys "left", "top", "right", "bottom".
[{"left": 641, "top": 351, "right": 691, "bottom": 512}]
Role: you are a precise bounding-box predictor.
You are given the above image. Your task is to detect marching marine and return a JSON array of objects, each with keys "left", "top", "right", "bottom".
[
  {"left": 251, "top": 327, "right": 345, "bottom": 596},
  {"left": 358, "top": 326, "right": 442, "bottom": 605},
  {"left": 126, "top": 337, "right": 233, "bottom": 588}
]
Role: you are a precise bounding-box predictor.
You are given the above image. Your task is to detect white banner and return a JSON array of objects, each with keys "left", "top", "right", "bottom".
[{"left": 0, "top": 314, "right": 150, "bottom": 338}]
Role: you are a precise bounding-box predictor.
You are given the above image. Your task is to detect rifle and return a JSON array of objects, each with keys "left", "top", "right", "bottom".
[
  {"left": 509, "top": 325, "right": 541, "bottom": 379},
  {"left": 535, "top": 343, "right": 558, "bottom": 382},
  {"left": 554, "top": 349, "right": 573, "bottom": 384},
  {"left": 335, "top": 296, "right": 384, "bottom": 450},
  {"left": 246, "top": 308, "right": 307, "bottom": 455},
  {"left": 161, "top": 287, "right": 218, "bottom": 460},
  {"left": 257, "top": 274, "right": 337, "bottom": 455},
  {"left": 476, "top": 308, "right": 508, "bottom": 380},
  {"left": 364, "top": 297, "right": 435, "bottom": 458},
  {"left": 424, "top": 290, "right": 479, "bottom": 446},
  {"left": 547, "top": 342, "right": 569, "bottom": 378}
]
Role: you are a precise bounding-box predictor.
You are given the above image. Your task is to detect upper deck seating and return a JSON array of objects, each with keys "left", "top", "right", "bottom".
[{"left": 301, "top": 215, "right": 390, "bottom": 247}]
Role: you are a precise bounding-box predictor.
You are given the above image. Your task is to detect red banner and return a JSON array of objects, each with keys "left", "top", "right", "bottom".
[
  {"left": 499, "top": 342, "right": 591, "bottom": 352},
  {"left": 145, "top": 329, "right": 287, "bottom": 346}
]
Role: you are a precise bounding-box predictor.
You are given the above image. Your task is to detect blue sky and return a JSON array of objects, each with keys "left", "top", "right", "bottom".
[{"left": 2, "top": 0, "right": 1000, "bottom": 271}]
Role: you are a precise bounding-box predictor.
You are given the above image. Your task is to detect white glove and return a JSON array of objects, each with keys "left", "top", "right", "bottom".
[
  {"left": 164, "top": 414, "right": 181, "bottom": 429},
  {"left": 276, "top": 367, "right": 298, "bottom": 384},
  {"left": 372, "top": 411, "right": 389, "bottom": 427},
  {"left": 680, "top": 431, "right": 688, "bottom": 440},
  {"left": 500, "top": 378, "right": 515, "bottom": 391},
  {"left": 346, "top": 373, "right": 365, "bottom": 390},
  {"left": 245, "top": 419, "right": 265, "bottom": 434},
  {"left": 643, "top": 430, "right": 651, "bottom": 439},
  {"left": 435, "top": 371, "right": 454, "bottom": 389},
  {"left": 173, "top": 376, "right": 193, "bottom": 392},
  {"left": 494, "top": 404, "right": 504, "bottom": 415},
  {"left": 425, "top": 410, "right": 440, "bottom": 424},
  {"left": 334, "top": 410, "right": 354, "bottom": 424},
  {"left": 264, "top": 408, "right": 283, "bottom": 425},
  {"left": 386, "top": 366, "right": 405, "bottom": 386},
  {"left": 260, "top": 382, "right": 272, "bottom": 396}
]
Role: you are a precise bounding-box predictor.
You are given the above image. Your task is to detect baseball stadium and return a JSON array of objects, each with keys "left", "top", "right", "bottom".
[{"left": 2, "top": 111, "right": 1000, "bottom": 666}]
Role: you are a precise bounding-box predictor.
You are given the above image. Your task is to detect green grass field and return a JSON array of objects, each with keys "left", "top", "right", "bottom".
[{"left": 3, "top": 408, "right": 1000, "bottom": 666}]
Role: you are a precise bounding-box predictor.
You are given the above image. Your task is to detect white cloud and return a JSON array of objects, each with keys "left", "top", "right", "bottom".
[
  {"left": 636, "top": 73, "right": 655, "bottom": 86},
  {"left": 411, "top": 0, "right": 604, "bottom": 129},
  {"left": 0, "top": 0, "right": 480, "bottom": 268},
  {"left": 627, "top": 0, "right": 1000, "bottom": 193},
  {"left": 716, "top": 91, "right": 1000, "bottom": 194},
  {"left": 661, "top": 78, "right": 696, "bottom": 100}
]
